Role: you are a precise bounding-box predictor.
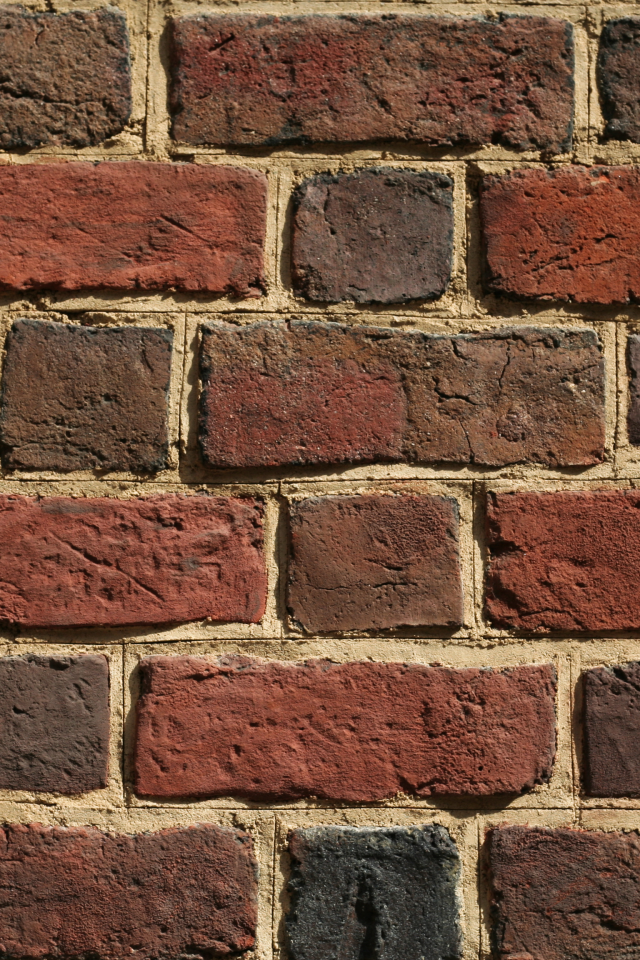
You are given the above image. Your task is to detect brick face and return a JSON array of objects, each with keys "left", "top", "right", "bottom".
[
  {"left": 169, "top": 14, "right": 574, "bottom": 151},
  {"left": 583, "top": 663, "right": 640, "bottom": 796},
  {"left": 599, "top": 18, "right": 640, "bottom": 142},
  {"left": 134, "top": 656, "right": 556, "bottom": 801}
]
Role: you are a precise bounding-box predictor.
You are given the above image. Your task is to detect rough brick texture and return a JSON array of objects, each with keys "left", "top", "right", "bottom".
[
  {"left": 599, "top": 18, "right": 640, "bottom": 142},
  {"left": 287, "top": 495, "right": 462, "bottom": 633},
  {"left": 0, "top": 320, "right": 173, "bottom": 473},
  {"left": 485, "top": 490, "right": 640, "bottom": 632},
  {"left": 0, "top": 7, "right": 131, "bottom": 149},
  {"left": 0, "top": 163, "right": 267, "bottom": 296},
  {"left": 583, "top": 663, "right": 640, "bottom": 796},
  {"left": 291, "top": 168, "right": 453, "bottom": 304},
  {"left": 627, "top": 335, "right": 640, "bottom": 443},
  {"left": 287, "top": 826, "right": 462, "bottom": 960},
  {"left": 0, "top": 495, "right": 266, "bottom": 628},
  {"left": 199, "top": 322, "right": 604, "bottom": 470},
  {"left": 481, "top": 165, "right": 640, "bottom": 304},
  {"left": 134, "top": 656, "right": 557, "bottom": 801},
  {"left": 0, "top": 655, "right": 109, "bottom": 794},
  {"left": 169, "top": 14, "right": 574, "bottom": 152},
  {"left": 0, "top": 822, "right": 257, "bottom": 960},
  {"left": 489, "top": 826, "right": 640, "bottom": 960}
]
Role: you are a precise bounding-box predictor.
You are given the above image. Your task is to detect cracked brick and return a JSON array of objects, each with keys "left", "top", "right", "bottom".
[
  {"left": 599, "top": 19, "right": 640, "bottom": 142},
  {"left": 169, "top": 14, "right": 574, "bottom": 151},
  {"left": 199, "top": 322, "right": 605, "bottom": 469},
  {"left": 0, "top": 320, "right": 173, "bottom": 474},
  {"left": 0, "top": 494, "right": 266, "bottom": 628},
  {"left": 134, "top": 655, "right": 556, "bottom": 801},
  {"left": 583, "top": 663, "right": 640, "bottom": 796}
]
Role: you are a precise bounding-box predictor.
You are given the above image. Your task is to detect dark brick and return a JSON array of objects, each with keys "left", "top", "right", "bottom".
[
  {"left": 0, "top": 822, "right": 257, "bottom": 960},
  {"left": 287, "top": 826, "right": 462, "bottom": 960},
  {"left": 291, "top": 168, "right": 453, "bottom": 304},
  {"left": 287, "top": 495, "right": 462, "bottom": 632},
  {"left": 169, "top": 14, "right": 574, "bottom": 152},
  {"left": 627, "top": 335, "right": 640, "bottom": 443},
  {"left": 599, "top": 18, "right": 640, "bottom": 142},
  {"left": 583, "top": 663, "right": 640, "bottom": 796},
  {"left": 0, "top": 655, "right": 109, "bottom": 794},
  {"left": 0, "top": 494, "right": 266, "bottom": 628},
  {"left": 0, "top": 320, "right": 172, "bottom": 473},
  {"left": 134, "top": 656, "right": 557, "bottom": 801},
  {"left": 489, "top": 826, "right": 640, "bottom": 960},
  {"left": 0, "top": 7, "right": 130, "bottom": 149},
  {"left": 199, "top": 322, "right": 605, "bottom": 470},
  {"left": 486, "top": 490, "right": 640, "bottom": 632},
  {"left": 481, "top": 165, "right": 640, "bottom": 304},
  {"left": 0, "top": 163, "right": 267, "bottom": 296}
]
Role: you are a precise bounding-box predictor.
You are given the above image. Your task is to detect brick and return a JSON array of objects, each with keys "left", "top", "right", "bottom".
[
  {"left": 0, "top": 495, "right": 266, "bottom": 629},
  {"left": 627, "top": 335, "right": 640, "bottom": 443},
  {"left": 481, "top": 165, "right": 640, "bottom": 304},
  {"left": 287, "top": 495, "right": 462, "bottom": 632},
  {"left": 583, "top": 663, "right": 640, "bottom": 796},
  {"left": 291, "top": 168, "right": 453, "bottom": 304},
  {"left": 599, "top": 18, "right": 640, "bottom": 142},
  {"left": 0, "top": 163, "right": 267, "bottom": 296},
  {"left": 287, "top": 826, "right": 462, "bottom": 960},
  {"left": 0, "top": 822, "right": 257, "bottom": 960},
  {"left": 0, "top": 7, "right": 130, "bottom": 149},
  {"left": 486, "top": 490, "right": 640, "bottom": 632},
  {"left": 199, "top": 322, "right": 604, "bottom": 470},
  {"left": 489, "top": 826, "right": 640, "bottom": 960},
  {"left": 0, "top": 320, "right": 173, "bottom": 473},
  {"left": 134, "top": 656, "right": 557, "bottom": 801},
  {"left": 0, "top": 655, "right": 109, "bottom": 794},
  {"left": 169, "top": 14, "right": 574, "bottom": 152}
]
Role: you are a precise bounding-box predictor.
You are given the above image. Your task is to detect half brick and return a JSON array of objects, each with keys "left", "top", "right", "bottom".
[{"left": 583, "top": 663, "right": 640, "bottom": 796}]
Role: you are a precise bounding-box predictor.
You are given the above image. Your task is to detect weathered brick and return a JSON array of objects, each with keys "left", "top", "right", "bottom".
[
  {"left": 627, "top": 335, "right": 640, "bottom": 443},
  {"left": 0, "top": 163, "right": 267, "bottom": 296},
  {"left": 169, "top": 14, "right": 574, "bottom": 152},
  {"left": 287, "top": 495, "right": 462, "bottom": 632},
  {"left": 481, "top": 165, "right": 640, "bottom": 304},
  {"left": 599, "top": 18, "right": 640, "bottom": 142},
  {"left": 0, "top": 495, "right": 266, "bottom": 628},
  {"left": 0, "top": 655, "right": 109, "bottom": 794},
  {"left": 489, "top": 826, "right": 640, "bottom": 960},
  {"left": 287, "top": 826, "right": 462, "bottom": 960},
  {"left": 486, "top": 490, "right": 640, "bottom": 632},
  {"left": 199, "top": 322, "right": 604, "bottom": 470},
  {"left": 0, "top": 7, "right": 131, "bottom": 149},
  {"left": 134, "top": 656, "right": 556, "bottom": 801},
  {"left": 0, "top": 822, "right": 257, "bottom": 960},
  {"left": 583, "top": 663, "right": 640, "bottom": 796},
  {"left": 0, "top": 320, "right": 173, "bottom": 473},
  {"left": 291, "top": 168, "right": 453, "bottom": 304}
]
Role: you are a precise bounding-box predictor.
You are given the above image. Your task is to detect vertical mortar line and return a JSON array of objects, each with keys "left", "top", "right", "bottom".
[
  {"left": 142, "top": 0, "right": 154, "bottom": 157},
  {"left": 470, "top": 479, "right": 480, "bottom": 640},
  {"left": 121, "top": 637, "right": 127, "bottom": 807},
  {"left": 568, "top": 642, "right": 578, "bottom": 823},
  {"left": 476, "top": 814, "right": 485, "bottom": 960},
  {"left": 270, "top": 814, "right": 278, "bottom": 960},
  {"left": 178, "top": 309, "right": 190, "bottom": 467},
  {"left": 463, "top": 158, "right": 472, "bottom": 320},
  {"left": 614, "top": 320, "right": 624, "bottom": 479},
  {"left": 584, "top": 4, "right": 592, "bottom": 158}
]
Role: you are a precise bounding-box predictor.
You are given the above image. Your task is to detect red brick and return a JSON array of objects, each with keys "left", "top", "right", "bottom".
[
  {"left": 481, "top": 166, "right": 640, "bottom": 304},
  {"left": 486, "top": 490, "right": 640, "bottom": 632},
  {"left": 199, "top": 322, "right": 604, "bottom": 470},
  {"left": 287, "top": 495, "right": 462, "bottom": 632},
  {"left": 0, "top": 495, "right": 266, "bottom": 628},
  {"left": 583, "top": 663, "right": 640, "bottom": 796},
  {"left": 0, "top": 163, "right": 266, "bottom": 296},
  {"left": 134, "top": 656, "right": 557, "bottom": 801},
  {"left": 0, "top": 822, "right": 257, "bottom": 960},
  {"left": 489, "top": 826, "right": 640, "bottom": 960},
  {"left": 169, "top": 14, "right": 574, "bottom": 152}
]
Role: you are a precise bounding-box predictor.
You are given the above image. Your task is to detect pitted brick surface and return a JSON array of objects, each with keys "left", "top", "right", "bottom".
[
  {"left": 599, "top": 18, "right": 640, "bottom": 142},
  {"left": 584, "top": 663, "right": 640, "bottom": 796}
]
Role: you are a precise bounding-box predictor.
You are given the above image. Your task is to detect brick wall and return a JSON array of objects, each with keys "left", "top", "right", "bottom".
[{"left": 0, "top": 1, "right": 639, "bottom": 959}]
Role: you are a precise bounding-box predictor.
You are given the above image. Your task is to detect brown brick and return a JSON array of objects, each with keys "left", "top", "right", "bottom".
[
  {"left": 199, "top": 322, "right": 604, "bottom": 470},
  {"left": 0, "top": 655, "right": 109, "bottom": 794},
  {"left": 599, "top": 18, "right": 640, "bottom": 142},
  {"left": 486, "top": 490, "right": 640, "bottom": 632},
  {"left": 489, "top": 826, "right": 640, "bottom": 960},
  {"left": 287, "top": 495, "right": 462, "bottom": 633},
  {"left": 0, "top": 320, "right": 173, "bottom": 473},
  {"left": 627, "top": 335, "right": 640, "bottom": 443},
  {"left": 134, "top": 656, "right": 557, "bottom": 801},
  {"left": 481, "top": 165, "right": 640, "bottom": 304},
  {"left": 0, "top": 163, "right": 266, "bottom": 296},
  {"left": 0, "top": 495, "right": 266, "bottom": 629},
  {"left": 583, "top": 663, "right": 640, "bottom": 796},
  {"left": 0, "top": 822, "right": 257, "bottom": 960},
  {"left": 169, "top": 14, "right": 574, "bottom": 152},
  {"left": 0, "top": 7, "right": 130, "bottom": 149},
  {"left": 291, "top": 168, "right": 453, "bottom": 304}
]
